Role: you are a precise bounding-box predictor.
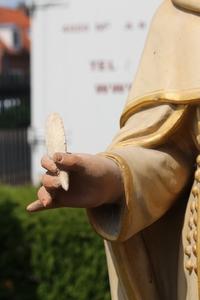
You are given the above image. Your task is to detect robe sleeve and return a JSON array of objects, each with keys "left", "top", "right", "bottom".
[{"left": 87, "top": 104, "right": 196, "bottom": 242}]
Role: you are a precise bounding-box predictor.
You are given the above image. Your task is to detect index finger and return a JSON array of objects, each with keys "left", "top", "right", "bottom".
[{"left": 26, "top": 200, "right": 59, "bottom": 212}]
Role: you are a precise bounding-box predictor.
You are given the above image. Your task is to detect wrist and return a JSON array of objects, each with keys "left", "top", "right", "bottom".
[{"left": 98, "top": 155, "right": 125, "bottom": 205}]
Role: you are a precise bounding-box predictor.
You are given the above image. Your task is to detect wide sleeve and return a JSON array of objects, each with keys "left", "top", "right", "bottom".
[{"left": 87, "top": 104, "right": 196, "bottom": 242}]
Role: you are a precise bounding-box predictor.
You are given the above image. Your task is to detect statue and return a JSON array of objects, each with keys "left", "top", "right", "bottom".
[{"left": 27, "top": 0, "right": 200, "bottom": 299}]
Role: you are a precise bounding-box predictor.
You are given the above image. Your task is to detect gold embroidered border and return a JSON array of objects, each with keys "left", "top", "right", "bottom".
[
  {"left": 121, "top": 89, "right": 200, "bottom": 127},
  {"left": 113, "top": 105, "right": 188, "bottom": 149},
  {"left": 172, "top": 0, "right": 200, "bottom": 13},
  {"left": 87, "top": 152, "right": 134, "bottom": 242},
  {"left": 101, "top": 152, "right": 134, "bottom": 216}
]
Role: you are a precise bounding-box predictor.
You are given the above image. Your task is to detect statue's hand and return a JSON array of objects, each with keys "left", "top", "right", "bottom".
[{"left": 27, "top": 153, "right": 124, "bottom": 212}]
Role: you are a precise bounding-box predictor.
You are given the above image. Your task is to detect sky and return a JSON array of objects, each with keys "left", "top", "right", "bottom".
[{"left": 0, "top": 0, "right": 22, "bottom": 7}]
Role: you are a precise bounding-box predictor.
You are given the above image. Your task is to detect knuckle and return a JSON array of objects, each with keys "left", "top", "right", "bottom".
[
  {"left": 49, "top": 161, "right": 57, "bottom": 173},
  {"left": 41, "top": 156, "right": 47, "bottom": 167},
  {"left": 69, "top": 155, "right": 81, "bottom": 168},
  {"left": 41, "top": 174, "right": 48, "bottom": 186},
  {"left": 37, "top": 187, "right": 44, "bottom": 200},
  {"left": 42, "top": 174, "right": 60, "bottom": 189},
  {"left": 37, "top": 186, "right": 52, "bottom": 207},
  {"left": 44, "top": 197, "right": 53, "bottom": 207}
]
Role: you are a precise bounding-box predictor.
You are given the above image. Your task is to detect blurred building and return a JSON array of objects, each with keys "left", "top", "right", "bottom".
[
  {"left": 0, "top": 7, "right": 31, "bottom": 185},
  {"left": 0, "top": 7, "right": 30, "bottom": 75}
]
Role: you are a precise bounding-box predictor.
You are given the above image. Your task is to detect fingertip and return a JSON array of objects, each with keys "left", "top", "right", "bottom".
[
  {"left": 26, "top": 200, "right": 44, "bottom": 213},
  {"left": 41, "top": 154, "right": 50, "bottom": 165}
]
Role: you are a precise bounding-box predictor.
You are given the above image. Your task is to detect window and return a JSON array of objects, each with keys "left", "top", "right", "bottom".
[{"left": 13, "top": 27, "right": 21, "bottom": 50}]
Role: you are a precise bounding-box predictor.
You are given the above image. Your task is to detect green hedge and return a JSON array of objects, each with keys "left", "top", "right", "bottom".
[{"left": 0, "top": 186, "right": 111, "bottom": 300}]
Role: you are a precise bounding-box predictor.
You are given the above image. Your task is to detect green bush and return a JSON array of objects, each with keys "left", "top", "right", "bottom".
[{"left": 0, "top": 185, "right": 111, "bottom": 300}]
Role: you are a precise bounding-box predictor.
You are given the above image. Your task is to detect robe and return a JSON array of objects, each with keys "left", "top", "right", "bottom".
[{"left": 87, "top": 1, "right": 200, "bottom": 299}]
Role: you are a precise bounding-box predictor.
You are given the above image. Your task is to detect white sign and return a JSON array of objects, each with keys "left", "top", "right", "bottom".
[{"left": 30, "top": 0, "right": 162, "bottom": 184}]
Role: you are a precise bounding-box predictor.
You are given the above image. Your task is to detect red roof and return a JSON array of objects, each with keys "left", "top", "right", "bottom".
[
  {"left": 0, "top": 7, "right": 29, "bottom": 27},
  {"left": 0, "top": 7, "right": 30, "bottom": 52}
]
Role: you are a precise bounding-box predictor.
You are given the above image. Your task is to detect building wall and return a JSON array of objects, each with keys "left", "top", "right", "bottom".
[{"left": 0, "top": 26, "right": 14, "bottom": 48}]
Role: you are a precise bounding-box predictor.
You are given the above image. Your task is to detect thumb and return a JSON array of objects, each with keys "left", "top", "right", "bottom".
[{"left": 53, "top": 152, "right": 84, "bottom": 171}]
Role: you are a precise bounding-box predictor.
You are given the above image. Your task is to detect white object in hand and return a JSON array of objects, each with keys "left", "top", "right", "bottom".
[{"left": 45, "top": 112, "right": 69, "bottom": 191}]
